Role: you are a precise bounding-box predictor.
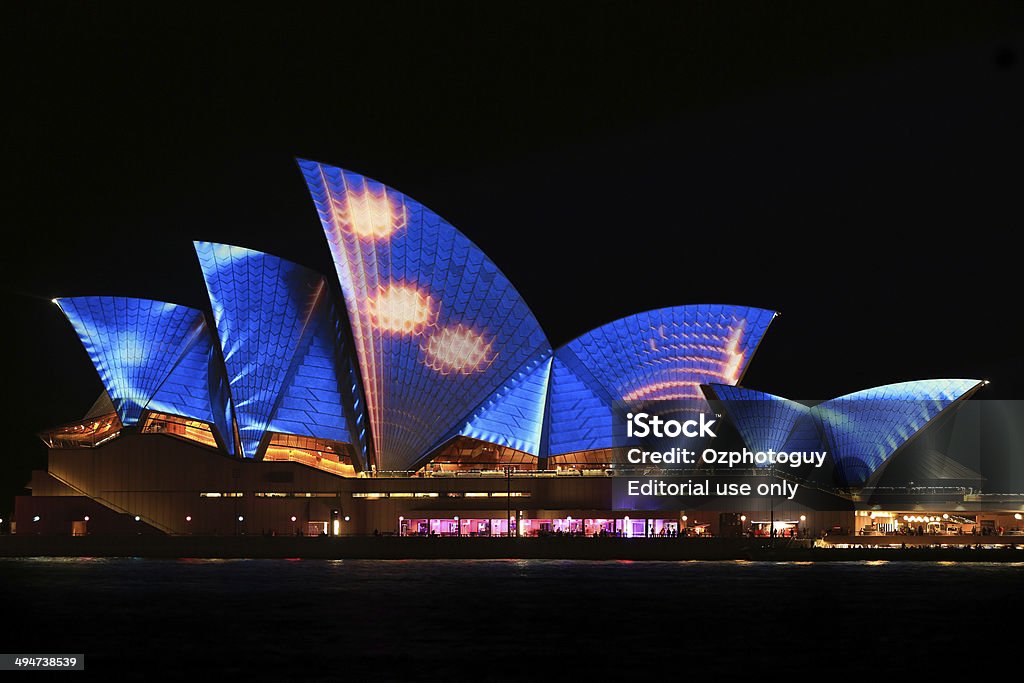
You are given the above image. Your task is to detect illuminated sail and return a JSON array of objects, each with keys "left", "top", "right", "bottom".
[{"left": 299, "top": 161, "right": 550, "bottom": 470}]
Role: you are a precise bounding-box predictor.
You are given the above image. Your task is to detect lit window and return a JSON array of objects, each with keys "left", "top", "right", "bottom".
[
  {"left": 38, "top": 411, "right": 122, "bottom": 449},
  {"left": 141, "top": 412, "right": 218, "bottom": 449},
  {"left": 264, "top": 435, "right": 356, "bottom": 477}
]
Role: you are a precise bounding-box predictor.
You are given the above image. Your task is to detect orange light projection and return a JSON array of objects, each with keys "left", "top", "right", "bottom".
[
  {"left": 423, "top": 325, "right": 496, "bottom": 375},
  {"left": 720, "top": 325, "right": 745, "bottom": 384},
  {"left": 622, "top": 324, "right": 748, "bottom": 401},
  {"left": 367, "top": 283, "right": 438, "bottom": 334},
  {"left": 622, "top": 381, "right": 704, "bottom": 402},
  {"left": 343, "top": 188, "right": 407, "bottom": 240}
]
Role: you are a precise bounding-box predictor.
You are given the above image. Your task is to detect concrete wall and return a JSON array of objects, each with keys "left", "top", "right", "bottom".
[
  {"left": 12, "top": 496, "right": 161, "bottom": 536},
  {"left": 24, "top": 434, "right": 621, "bottom": 535},
  {"left": 15, "top": 432, "right": 1001, "bottom": 540}
]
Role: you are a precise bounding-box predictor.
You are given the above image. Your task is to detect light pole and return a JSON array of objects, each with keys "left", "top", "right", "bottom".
[{"left": 504, "top": 465, "right": 513, "bottom": 536}]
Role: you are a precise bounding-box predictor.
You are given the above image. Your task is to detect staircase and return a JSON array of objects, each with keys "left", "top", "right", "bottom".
[{"left": 45, "top": 470, "right": 175, "bottom": 534}]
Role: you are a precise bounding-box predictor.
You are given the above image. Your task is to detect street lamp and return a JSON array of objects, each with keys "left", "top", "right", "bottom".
[
  {"left": 399, "top": 515, "right": 404, "bottom": 537},
  {"left": 503, "top": 465, "right": 513, "bottom": 536},
  {"left": 454, "top": 516, "right": 460, "bottom": 537}
]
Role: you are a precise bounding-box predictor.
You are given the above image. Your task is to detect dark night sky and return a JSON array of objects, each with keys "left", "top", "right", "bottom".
[{"left": 3, "top": 3, "right": 1023, "bottom": 509}]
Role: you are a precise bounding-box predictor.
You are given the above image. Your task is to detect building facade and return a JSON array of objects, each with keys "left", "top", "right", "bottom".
[{"left": 14, "top": 161, "right": 1024, "bottom": 540}]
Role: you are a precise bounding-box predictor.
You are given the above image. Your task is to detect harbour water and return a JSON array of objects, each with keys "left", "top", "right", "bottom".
[{"left": 2, "top": 558, "right": 1020, "bottom": 678}]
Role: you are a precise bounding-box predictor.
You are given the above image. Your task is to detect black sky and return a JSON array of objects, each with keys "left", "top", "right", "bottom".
[{"left": 3, "top": 3, "right": 1023, "bottom": 508}]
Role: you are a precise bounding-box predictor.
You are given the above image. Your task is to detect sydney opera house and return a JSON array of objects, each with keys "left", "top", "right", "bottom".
[{"left": 12, "top": 160, "right": 1024, "bottom": 541}]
